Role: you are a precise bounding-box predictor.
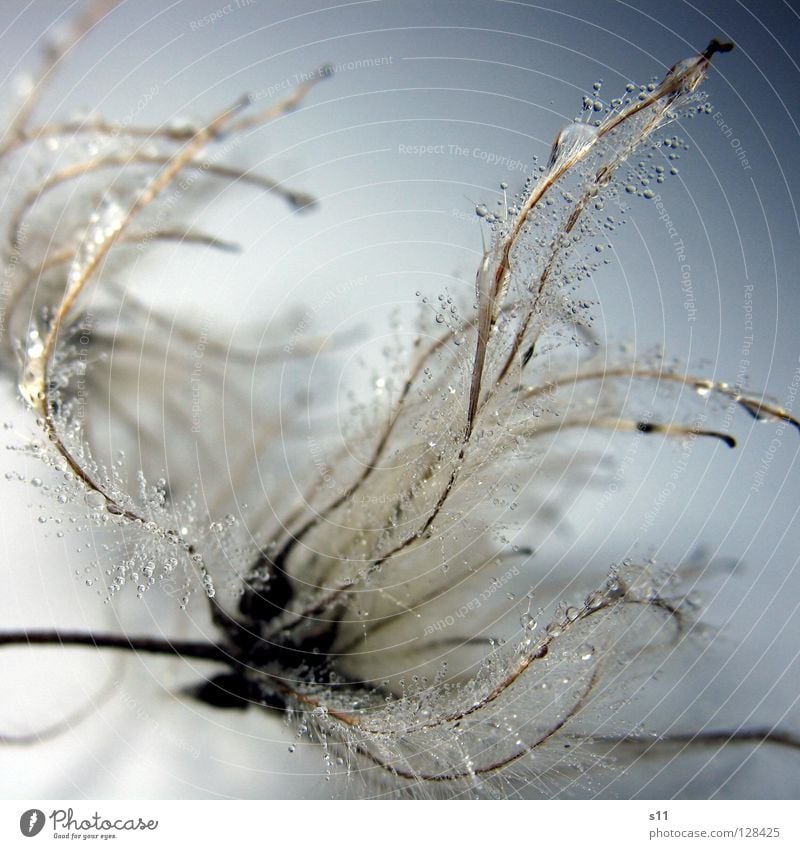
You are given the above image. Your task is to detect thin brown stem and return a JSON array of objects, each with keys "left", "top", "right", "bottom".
[
  {"left": 587, "top": 729, "right": 800, "bottom": 752},
  {"left": 0, "top": 629, "right": 230, "bottom": 663},
  {"left": 0, "top": 1, "right": 119, "bottom": 159}
]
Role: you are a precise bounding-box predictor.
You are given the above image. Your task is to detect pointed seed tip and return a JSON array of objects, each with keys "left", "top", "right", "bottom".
[
  {"left": 291, "top": 193, "right": 317, "bottom": 210},
  {"left": 704, "top": 39, "right": 735, "bottom": 58}
]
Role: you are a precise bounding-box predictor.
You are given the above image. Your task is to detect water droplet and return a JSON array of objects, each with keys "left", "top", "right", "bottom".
[
  {"left": 84, "top": 491, "right": 106, "bottom": 509},
  {"left": 548, "top": 123, "right": 598, "bottom": 170},
  {"left": 586, "top": 591, "right": 605, "bottom": 610},
  {"left": 694, "top": 380, "right": 713, "bottom": 396}
]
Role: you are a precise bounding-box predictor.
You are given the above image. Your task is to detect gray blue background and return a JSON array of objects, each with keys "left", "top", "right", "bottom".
[{"left": 0, "top": 0, "right": 798, "bottom": 799}]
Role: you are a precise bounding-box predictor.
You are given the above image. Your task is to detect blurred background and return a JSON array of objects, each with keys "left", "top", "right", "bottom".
[{"left": 0, "top": 0, "right": 798, "bottom": 799}]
